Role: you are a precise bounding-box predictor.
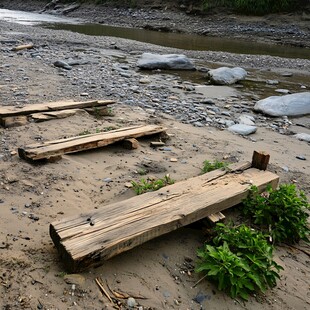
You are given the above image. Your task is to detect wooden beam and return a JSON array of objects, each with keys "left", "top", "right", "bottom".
[
  {"left": 251, "top": 151, "right": 270, "bottom": 170},
  {"left": 18, "top": 125, "right": 166, "bottom": 161},
  {"left": 0, "top": 100, "right": 115, "bottom": 118},
  {"left": 49, "top": 162, "right": 279, "bottom": 272}
]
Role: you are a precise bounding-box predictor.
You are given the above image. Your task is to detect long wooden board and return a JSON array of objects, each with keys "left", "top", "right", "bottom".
[
  {"left": 18, "top": 125, "right": 166, "bottom": 161},
  {"left": 0, "top": 99, "right": 115, "bottom": 117},
  {"left": 50, "top": 162, "right": 279, "bottom": 272}
]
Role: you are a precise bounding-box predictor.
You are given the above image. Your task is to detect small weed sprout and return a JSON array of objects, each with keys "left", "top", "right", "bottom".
[
  {"left": 131, "top": 174, "right": 175, "bottom": 195},
  {"left": 202, "top": 160, "right": 228, "bottom": 174}
]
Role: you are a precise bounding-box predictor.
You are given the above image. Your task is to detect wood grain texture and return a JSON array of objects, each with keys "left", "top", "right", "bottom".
[
  {"left": 18, "top": 125, "right": 166, "bottom": 160},
  {"left": 50, "top": 162, "right": 279, "bottom": 272},
  {"left": 0, "top": 100, "right": 115, "bottom": 117}
]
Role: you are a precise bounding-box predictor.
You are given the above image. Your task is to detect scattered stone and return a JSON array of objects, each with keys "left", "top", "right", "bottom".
[
  {"left": 137, "top": 53, "right": 195, "bottom": 70},
  {"left": 296, "top": 155, "right": 306, "bottom": 160},
  {"left": 125, "top": 182, "right": 133, "bottom": 188},
  {"left": 64, "top": 274, "right": 85, "bottom": 286},
  {"left": 275, "top": 89, "right": 290, "bottom": 94},
  {"left": 127, "top": 297, "right": 137, "bottom": 308},
  {"left": 103, "top": 178, "right": 113, "bottom": 183},
  {"left": 170, "top": 158, "right": 178, "bottom": 162},
  {"left": 294, "top": 133, "right": 310, "bottom": 142},
  {"left": 53, "top": 60, "right": 72, "bottom": 70},
  {"left": 254, "top": 92, "right": 310, "bottom": 116},
  {"left": 238, "top": 114, "right": 255, "bottom": 126},
  {"left": 266, "top": 79, "right": 279, "bottom": 85},
  {"left": 282, "top": 166, "right": 289, "bottom": 172},
  {"left": 208, "top": 67, "right": 247, "bottom": 85},
  {"left": 228, "top": 124, "right": 257, "bottom": 136},
  {"left": 282, "top": 72, "right": 293, "bottom": 77}
]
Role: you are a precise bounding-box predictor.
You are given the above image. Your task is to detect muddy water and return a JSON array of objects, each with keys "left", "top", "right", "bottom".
[
  {"left": 0, "top": 9, "right": 309, "bottom": 60},
  {"left": 47, "top": 22, "right": 310, "bottom": 60}
]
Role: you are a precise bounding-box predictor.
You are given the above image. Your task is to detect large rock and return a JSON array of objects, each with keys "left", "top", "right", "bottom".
[
  {"left": 208, "top": 67, "right": 247, "bottom": 85},
  {"left": 295, "top": 133, "right": 310, "bottom": 142},
  {"left": 254, "top": 92, "right": 310, "bottom": 116},
  {"left": 137, "top": 53, "right": 195, "bottom": 70}
]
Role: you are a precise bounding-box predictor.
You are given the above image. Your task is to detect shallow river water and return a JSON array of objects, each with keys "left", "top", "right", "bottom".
[{"left": 0, "top": 8, "right": 309, "bottom": 60}]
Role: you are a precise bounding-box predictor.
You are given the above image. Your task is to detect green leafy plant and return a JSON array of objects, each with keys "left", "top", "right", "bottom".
[
  {"left": 196, "top": 224, "right": 283, "bottom": 300},
  {"left": 131, "top": 174, "right": 174, "bottom": 195},
  {"left": 201, "top": 160, "right": 228, "bottom": 173},
  {"left": 242, "top": 184, "right": 310, "bottom": 244}
]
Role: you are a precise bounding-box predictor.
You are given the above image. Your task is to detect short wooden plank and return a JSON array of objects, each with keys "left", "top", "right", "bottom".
[
  {"left": 50, "top": 162, "right": 279, "bottom": 272},
  {"left": 29, "top": 109, "right": 84, "bottom": 122},
  {"left": 207, "top": 212, "right": 225, "bottom": 223},
  {"left": 0, "top": 100, "right": 115, "bottom": 117},
  {"left": 18, "top": 125, "right": 166, "bottom": 161}
]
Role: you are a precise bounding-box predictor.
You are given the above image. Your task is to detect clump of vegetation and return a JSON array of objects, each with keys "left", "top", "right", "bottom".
[
  {"left": 131, "top": 174, "right": 175, "bottom": 195},
  {"left": 202, "top": 0, "right": 302, "bottom": 15},
  {"left": 196, "top": 224, "right": 283, "bottom": 300},
  {"left": 201, "top": 160, "right": 228, "bottom": 173},
  {"left": 242, "top": 184, "right": 310, "bottom": 244}
]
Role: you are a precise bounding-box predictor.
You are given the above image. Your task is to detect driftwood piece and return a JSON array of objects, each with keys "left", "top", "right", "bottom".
[
  {"left": 49, "top": 161, "right": 279, "bottom": 272},
  {"left": 18, "top": 125, "right": 166, "bottom": 161},
  {"left": 0, "top": 116, "right": 28, "bottom": 128},
  {"left": 11, "top": 44, "right": 34, "bottom": 51},
  {"left": 251, "top": 151, "right": 270, "bottom": 170},
  {"left": 0, "top": 100, "right": 115, "bottom": 118}
]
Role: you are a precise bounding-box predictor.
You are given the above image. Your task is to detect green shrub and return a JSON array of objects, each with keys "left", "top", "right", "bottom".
[
  {"left": 242, "top": 184, "right": 310, "bottom": 244},
  {"left": 131, "top": 174, "right": 174, "bottom": 195},
  {"left": 196, "top": 224, "right": 283, "bottom": 300}
]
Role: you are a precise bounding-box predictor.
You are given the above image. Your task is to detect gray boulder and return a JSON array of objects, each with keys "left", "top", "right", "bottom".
[
  {"left": 238, "top": 115, "right": 255, "bottom": 126},
  {"left": 254, "top": 92, "right": 310, "bottom": 116},
  {"left": 208, "top": 67, "right": 247, "bottom": 85},
  {"left": 295, "top": 133, "right": 310, "bottom": 142},
  {"left": 228, "top": 124, "right": 257, "bottom": 136},
  {"left": 137, "top": 53, "right": 195, "bottom": 70}
]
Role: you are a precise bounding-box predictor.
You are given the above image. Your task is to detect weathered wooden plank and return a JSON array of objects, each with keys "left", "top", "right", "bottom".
[
  {"left": 29, "top": 109, "right": 84, "bottom": 122},
  {"left": 0, "top": 99, "right": 115, "bottom": 117},
  {"left": 18, "top": 125, "right": 166, "bottom": 161},
  {"left": 50, "top": 162, "right": 279, "bottom": 272}
]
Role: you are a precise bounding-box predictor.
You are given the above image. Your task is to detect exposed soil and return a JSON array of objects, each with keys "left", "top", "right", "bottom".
[{"left": 0, "top": 1, "right": 309, "bottom": 310}]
